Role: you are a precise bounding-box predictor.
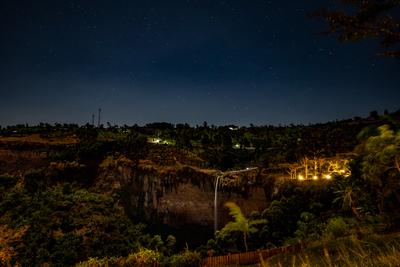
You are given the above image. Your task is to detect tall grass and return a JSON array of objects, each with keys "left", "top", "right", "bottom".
[{"left": 263, "top": 233, "right": 400, "bottom": 267}]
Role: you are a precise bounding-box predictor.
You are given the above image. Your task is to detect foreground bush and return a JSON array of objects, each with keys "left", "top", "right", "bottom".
[
  {"left": 76, "top": 256, "right": 123, "bottom": 267},
  {"left": 167, "top": 249, "right": 202, "bottom": 267},
  {"left": 126, "top": 248, "right": 161, "bottom": 266},
  {"left": 76, "top": 248, "right": 161, "bottom": 267}
]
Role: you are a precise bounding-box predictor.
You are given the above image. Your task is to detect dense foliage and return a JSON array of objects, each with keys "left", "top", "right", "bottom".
[
  {"left": 2, "top": 111, "right": 397, "bottom": 170},
  {"left": 0, "top": 111, "right": 399, "bottom": 266},
  {"left": 203, "top": 122, "right": 400, "bottom": 259}
]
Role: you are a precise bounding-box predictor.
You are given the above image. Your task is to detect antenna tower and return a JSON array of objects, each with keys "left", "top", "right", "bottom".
[{"left": 97, "top": 108, "right": 101, "bottom": 127}]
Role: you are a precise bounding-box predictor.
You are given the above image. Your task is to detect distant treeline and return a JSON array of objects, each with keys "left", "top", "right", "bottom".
[{"left": 1, "top": 110, "right": 399, "bottom": 170}]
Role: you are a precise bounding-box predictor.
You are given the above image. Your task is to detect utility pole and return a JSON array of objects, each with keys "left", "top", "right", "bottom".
[
  {"left": 97, "top": 108, "right": 101, "bottom": 127},
  {"left": 91, "top": 113, "right": 95, "bottom": 126}
]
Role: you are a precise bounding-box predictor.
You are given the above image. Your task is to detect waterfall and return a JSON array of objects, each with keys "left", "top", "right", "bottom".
[
  {"left": 214, "top": 175, "right": 221, "bottom": 233},
  {"left": 213, "top": 167, "right": 257, "bottom": 234}
]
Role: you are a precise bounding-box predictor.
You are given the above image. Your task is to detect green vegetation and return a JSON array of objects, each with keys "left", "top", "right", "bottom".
[
  {"left": 219, "top": 202, "right": 266, "bottom": 252},
  {"left": 0, "top": 111, "right": 399, "bottom": 266},
  {"left": 2, "top": 113, "right": 395, "bottom": 170},
  {"left": 264, "top": 233, "right": 400, "bottom": 267}
]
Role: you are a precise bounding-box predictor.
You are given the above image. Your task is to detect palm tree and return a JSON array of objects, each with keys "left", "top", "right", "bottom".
[
  {"left": 334, "top": 185, "right": 361, "bottom": 220},
  {"left": 220, "top": 202, "right": 266, "bottom": 251}
]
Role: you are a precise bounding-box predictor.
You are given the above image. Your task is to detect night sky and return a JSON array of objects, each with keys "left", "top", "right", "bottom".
[{"left": 1, "top": 0, "right": 399, "bottom": 126}]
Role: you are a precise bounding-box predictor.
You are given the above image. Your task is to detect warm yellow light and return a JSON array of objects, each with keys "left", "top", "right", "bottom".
[
  {"left": 313, "top": 175, "right": 318, "bottom": 180},
  {"left": 298, "top": 175, "right": 304, "bottom": 180},
  {"left": 325, "top": 174, "right": 331, "bottom": 179},
  {"left": 340, "top": 169, "right": 345, "bottom": 173}
]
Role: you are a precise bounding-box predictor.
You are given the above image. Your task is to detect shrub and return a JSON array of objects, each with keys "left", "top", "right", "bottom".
[
  {"left": 294, "top": 212, "right": 323, "bottom": 241},
  {"left": 75, "top": 256, "right": 123, "bottom": 267},
  {"left": 126, "top": 248, "right": 161, "bottom": 266},
  {"left": 324, "top": 217, "right": 350, "bottom": 238},
  {"left": 167, "top": 249, "right": 202, "bottom": 267}
]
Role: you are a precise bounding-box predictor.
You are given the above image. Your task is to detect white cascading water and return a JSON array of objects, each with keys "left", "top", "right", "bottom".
[
  {"left": 214, "top": 175, "right": 221, "bottom": 233},
  {"left": 213, "top": 168, "right": 257, "bottom": 234}
]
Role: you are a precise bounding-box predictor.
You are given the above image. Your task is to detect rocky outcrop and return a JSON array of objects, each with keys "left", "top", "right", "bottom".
[{"left": 95, "top": 156, "right": 268, "bottom": 230}]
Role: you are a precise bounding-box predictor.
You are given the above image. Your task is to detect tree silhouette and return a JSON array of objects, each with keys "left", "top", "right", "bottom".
[
  {"left": 313, "top": 0, "right": 400, "bottom": 58},
  {"left": 220, "top": 202, "right": 266, "bottom": 251},
  {"left": 334, "top": 183, "right": 362, "bottom": 219}
]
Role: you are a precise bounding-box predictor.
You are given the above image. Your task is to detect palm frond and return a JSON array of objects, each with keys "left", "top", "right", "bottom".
[{"left": 225, "top": 202, "right": 246, "bottom": 223}]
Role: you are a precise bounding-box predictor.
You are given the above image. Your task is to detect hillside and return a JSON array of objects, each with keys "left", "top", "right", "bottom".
[{"left": 0, "top": 114, "right": 399, "bottom": 266}]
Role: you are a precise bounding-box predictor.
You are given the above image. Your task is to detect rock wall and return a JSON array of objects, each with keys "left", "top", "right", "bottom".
[{"left": 96, "top": 158, "right": 268, "bottom": 230}]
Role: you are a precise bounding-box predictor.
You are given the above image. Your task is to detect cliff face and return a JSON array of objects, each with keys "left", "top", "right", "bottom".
[
  {"left": 0, "top": 143, "right": 269, "bottom": 232},
  {"left": 95, "top": 157, "right": 268, "bottom": 231}
]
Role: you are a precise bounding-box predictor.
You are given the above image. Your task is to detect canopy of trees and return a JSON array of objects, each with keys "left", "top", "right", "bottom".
[{"left": 314, "top": 0, "right": 400, "bottom": 58}]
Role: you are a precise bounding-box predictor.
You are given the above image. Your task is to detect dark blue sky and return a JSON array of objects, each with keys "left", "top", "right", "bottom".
[{"left": 1, "top": 0, "right": 399, "bottom": 126}]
